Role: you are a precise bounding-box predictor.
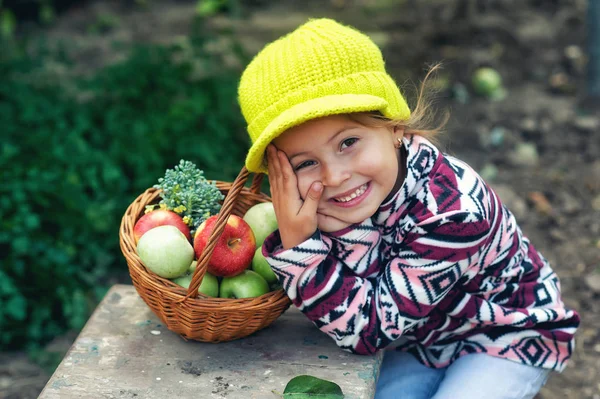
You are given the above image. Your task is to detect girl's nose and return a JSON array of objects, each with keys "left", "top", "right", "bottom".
[{"left": 321, "top": 162, "right": 351, "bottom": 187}]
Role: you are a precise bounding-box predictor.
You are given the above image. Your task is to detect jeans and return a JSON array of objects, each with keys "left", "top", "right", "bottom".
[{"left": 375, "top": 350, "right": 550, "bottom": 399}]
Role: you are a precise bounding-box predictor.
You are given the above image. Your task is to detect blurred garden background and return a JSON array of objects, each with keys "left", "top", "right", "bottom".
[{"left": 1, "top": 0, "right": 599, "bottom": 398}]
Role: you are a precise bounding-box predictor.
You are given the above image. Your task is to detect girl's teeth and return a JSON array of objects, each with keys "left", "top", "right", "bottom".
[{"left": 334, "top": 184, "right": 367, "bottom": 202}]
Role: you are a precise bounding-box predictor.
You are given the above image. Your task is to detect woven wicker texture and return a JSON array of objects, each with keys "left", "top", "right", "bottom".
[{"left": 119, "top": 167, "right": 291, "bottom": 342}]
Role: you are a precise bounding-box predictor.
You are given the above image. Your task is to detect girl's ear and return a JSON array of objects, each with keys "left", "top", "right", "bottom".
[{"left": 393, "top": 125, "right": 405, "bottom": 140}]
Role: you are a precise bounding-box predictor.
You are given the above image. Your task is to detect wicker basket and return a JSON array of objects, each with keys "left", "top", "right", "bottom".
[{"left": 119, "top": 166, "right": 291, "bottom": 342}]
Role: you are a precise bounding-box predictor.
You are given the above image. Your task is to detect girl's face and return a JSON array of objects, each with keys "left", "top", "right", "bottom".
[{"left": 272, "top": 114, "right": 403, "bottom": 231}]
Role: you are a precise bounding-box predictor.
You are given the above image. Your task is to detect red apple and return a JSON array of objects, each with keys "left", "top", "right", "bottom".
[
  {"left": 193, "top": 215, "right": 256, "bottom": 277},
  {"left": 134, "top": 209, "right": 191, "bottom": 243}
]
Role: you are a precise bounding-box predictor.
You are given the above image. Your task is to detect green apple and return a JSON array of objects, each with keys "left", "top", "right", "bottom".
[
  {"left": 137, "top": 225, "right": 194, "bottom": 278},
  {"left": 219, "top": 270, "right": 270, "bottom": 299},
  {"left": 243, "top": 202, "right": 278, "bottom": 249},
  {"left": 472, "top": 67, "right": 504, "bottom": 98},
  {"left": 251, "top": 247, "right": 278, "bottom": 285},
  {"left": 172, "top": 269, "right": 219, "bottom": 298},
  {"left": 188, "top": 260, "right": 198, "bottom": 273}
]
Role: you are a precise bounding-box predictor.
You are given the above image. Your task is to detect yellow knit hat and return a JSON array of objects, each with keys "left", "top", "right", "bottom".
[{"left": 239, "top": 18, "right": 411, "bottom": 174}]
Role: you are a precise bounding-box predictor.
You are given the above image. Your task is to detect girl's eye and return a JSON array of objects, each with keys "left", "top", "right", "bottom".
[
  {"left": 295, "top": 160, "right": 316, "bottom": 171},
  {"left": 340, "top": 137, "right": 358, "bottom": 150}
]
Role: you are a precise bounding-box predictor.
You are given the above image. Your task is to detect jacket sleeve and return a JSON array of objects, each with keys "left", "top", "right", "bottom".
[{"left": 263, "top": 211, "right": 490, "bottom": 355}]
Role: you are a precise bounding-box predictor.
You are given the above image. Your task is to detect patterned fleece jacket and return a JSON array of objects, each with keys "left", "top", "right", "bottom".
[{"left": 263, "top": 134, "right": 579, "bottom": 372}]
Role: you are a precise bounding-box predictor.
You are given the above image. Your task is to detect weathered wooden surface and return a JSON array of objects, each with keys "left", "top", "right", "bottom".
[{"left": 39, "top": 284, "right": 382, "bottom": 399}]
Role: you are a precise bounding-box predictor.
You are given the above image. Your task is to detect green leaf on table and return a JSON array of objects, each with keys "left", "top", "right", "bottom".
[{"left": 283, "top": 375, "right": 344, "bottom": 398}]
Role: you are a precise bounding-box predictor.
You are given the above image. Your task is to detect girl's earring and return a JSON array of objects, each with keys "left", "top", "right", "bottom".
[{"left": 394, "top": 137, "right": 402, "bottom": 149}]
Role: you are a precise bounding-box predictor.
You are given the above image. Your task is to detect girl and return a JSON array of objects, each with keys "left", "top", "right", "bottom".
[{"left": 238, "top": 18, "right": 579, "bottom": 399}]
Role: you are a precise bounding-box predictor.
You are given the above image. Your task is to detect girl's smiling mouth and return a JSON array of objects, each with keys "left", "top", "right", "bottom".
[{"left": 329, "top": 182, "right": 371, "bottom": 207}]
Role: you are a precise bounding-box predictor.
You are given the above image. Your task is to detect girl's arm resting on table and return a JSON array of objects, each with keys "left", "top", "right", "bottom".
[{"left": 264, "top": 211, "right": 490, "bottom": 355}]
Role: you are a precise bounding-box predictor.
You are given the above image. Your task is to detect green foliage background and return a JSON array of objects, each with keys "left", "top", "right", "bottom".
[{"left": 0, "top": 23, "right": 250, "bottom": 352}]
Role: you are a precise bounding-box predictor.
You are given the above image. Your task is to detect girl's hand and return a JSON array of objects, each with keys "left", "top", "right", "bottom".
[{"left": 267, "top": 145, "right": 323, "bottom": 249}]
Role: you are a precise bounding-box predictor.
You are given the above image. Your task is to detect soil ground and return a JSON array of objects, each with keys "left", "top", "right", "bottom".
[{"left": 2, "top": 1, "right": 599, "bottom": 398}]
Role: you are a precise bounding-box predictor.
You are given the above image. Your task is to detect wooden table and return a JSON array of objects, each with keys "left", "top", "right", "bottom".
[{"left": 39, "top": 284, "right": 383, "bottom": 399}]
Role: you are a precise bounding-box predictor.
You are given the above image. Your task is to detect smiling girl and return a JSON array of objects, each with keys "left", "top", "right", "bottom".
[
  {"left": 268, "top": 113, "right": 406, "bottom": 245},
  {"left": 237, "top": 18, "right": 579, "bottom": 399}
]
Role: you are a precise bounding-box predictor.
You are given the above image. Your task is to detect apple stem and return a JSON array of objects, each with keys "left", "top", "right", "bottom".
[{"left": 228, "top": 238, "right": 241, "bottom": 247}]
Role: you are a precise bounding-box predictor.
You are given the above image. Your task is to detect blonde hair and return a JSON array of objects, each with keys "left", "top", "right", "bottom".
[{"left": 348, "top": 64, "right": 449, "bottom": 148}]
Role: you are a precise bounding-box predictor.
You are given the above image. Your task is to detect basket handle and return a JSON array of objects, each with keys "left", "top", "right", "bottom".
[
  {"left": 183, "top": 167, "right": 263, "bottom": 300},
  {"left": 249, "top": 172, "right": 264, "bottom": 195}
]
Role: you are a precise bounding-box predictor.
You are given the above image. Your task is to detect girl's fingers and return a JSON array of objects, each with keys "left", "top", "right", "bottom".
[
  {"left": 267, "top": 146, "right": 285, "bottom": 200},
  {"left": 266, "top": 145, "right": 280, "bottom": 180},
  {"left": 267, "top": 145, "right": 297, "bottom": 213},
  {"left": 273, "top": 149, "right": 302, "bottom": 208},
  {"left": 298, "top": 181, "right": 323, "bottom": 219},
  {"left": 277, "top": 150, "right": 298, "bottom": 193}
]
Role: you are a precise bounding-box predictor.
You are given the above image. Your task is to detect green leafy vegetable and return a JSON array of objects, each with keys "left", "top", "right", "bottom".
[
  {"left": 283, "top": 375, "right": 344, "bottom": 399},
  {"left": 154, "top": 159, "right": 224, "bottom": 234}
]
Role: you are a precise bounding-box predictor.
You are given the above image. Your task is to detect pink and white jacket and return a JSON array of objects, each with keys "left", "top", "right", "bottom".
[{"left": 263, "top": 134, "right": 579, "bottom": 371}]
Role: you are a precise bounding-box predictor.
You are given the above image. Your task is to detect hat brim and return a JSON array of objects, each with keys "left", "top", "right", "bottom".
[{"left": 245, "top": 93, "right": 389, "bottom": 174}]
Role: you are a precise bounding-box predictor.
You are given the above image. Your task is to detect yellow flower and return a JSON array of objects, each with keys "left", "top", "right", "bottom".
[
  {"left": 144, "top": 205, "right": 157, "bottom": 214},
  {"left": 159, "top": 203, "right": 168, "bottom": 210},
  {"left": 173, "top": 205, "right": 187, "bottom": 214},
  {"left": 183, "top": 216, "right": 192, "bottom": 226}
]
